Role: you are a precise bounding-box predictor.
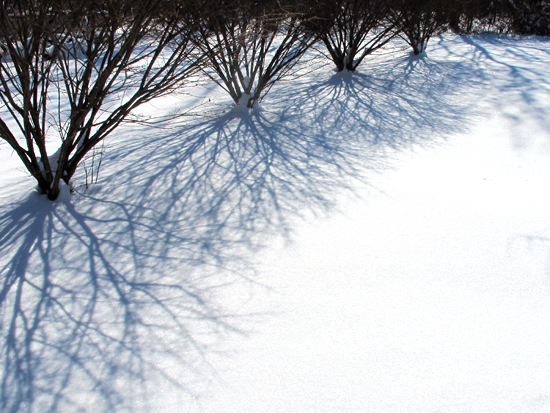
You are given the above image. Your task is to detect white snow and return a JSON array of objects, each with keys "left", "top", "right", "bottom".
[
  {"left": 2, "top": 34, "right": 550, "bottom": 412},
  {"left": 232, "top": 92, "right": 253, "bottom": 112}
]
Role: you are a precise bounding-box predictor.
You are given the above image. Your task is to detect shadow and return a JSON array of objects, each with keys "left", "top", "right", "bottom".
[
  {"left": 1, "top": 42, "right": 486, "bottom": 412},
  {"left": 0, "top": 190, "right": 250, "bottom": 413},
  {"left": 101, "top": 114, "right": 371, "bottom": 251},
  {"left": 279, "top": 51, "right": 486, "bottom": 152},
  {"left": 440, "top": 34, "right": 550, "bottom": 151},
  {"left": 104, "top": 47, "right": 486, "bottom": 237}
]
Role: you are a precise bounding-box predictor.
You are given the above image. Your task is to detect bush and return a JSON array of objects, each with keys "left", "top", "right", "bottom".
[
  {"left": 194, "top": 0, "right": 315, "bottom": 109},
  {"left": 389, "top": 0, "right": 449, "bottom": 55},
  {"left": 0, "top": 0, "right": 204, "bottom": 200},
  {"left": 302, "top": 0, "right": 397, "bottom": 72}
]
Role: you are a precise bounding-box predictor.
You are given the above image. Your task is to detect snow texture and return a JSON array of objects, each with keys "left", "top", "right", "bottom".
[{"left": 2, "top": 34, "right": 550, "bottom": 412}]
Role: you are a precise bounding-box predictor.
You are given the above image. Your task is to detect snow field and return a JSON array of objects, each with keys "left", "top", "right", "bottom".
[{"left": 2, "top": 34, "right": 550, "bottom": 412}]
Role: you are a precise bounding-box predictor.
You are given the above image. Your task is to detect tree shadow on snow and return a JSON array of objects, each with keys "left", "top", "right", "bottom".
[
  {"left": 439, "top": 34, "right": 550, "bottom": 151},
  {"left": 106, "top": 49, "right": 487, "bottom": 238},
  {"left": 278, "top": 50, "right": 486, "bottom": 151},
  {"left": 0, "top": 189, "right": 251, "bottom": 413},
  {"left": 0, "top": 46, "right": 486, "bottom": 412}
]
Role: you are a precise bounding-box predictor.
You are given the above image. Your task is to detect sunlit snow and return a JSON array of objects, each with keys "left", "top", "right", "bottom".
[{"left": 2, "top": 34, "right": 550, "bottom": 412}]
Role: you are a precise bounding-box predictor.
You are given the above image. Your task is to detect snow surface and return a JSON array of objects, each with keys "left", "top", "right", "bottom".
[{"left": 2, "top": 34, "right": 550, "bottom": 412}]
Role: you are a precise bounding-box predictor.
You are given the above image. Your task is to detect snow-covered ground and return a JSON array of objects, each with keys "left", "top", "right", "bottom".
[{"left": 2, "top": 33, "right": 550, "bottom": 412}]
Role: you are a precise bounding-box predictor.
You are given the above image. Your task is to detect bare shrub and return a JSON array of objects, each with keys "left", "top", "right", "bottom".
[
  {"left": 0, "top": 0, "right": 203, "bottom": 200},
  {"left": 302, "top": 0, "right": 397, "bottom": 72},
  {"left": 193, "top": 0, "right": 317, "bottom": 109}
]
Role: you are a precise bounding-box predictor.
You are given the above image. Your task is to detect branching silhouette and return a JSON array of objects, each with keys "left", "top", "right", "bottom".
[
  {"left": 0, "top": 42, "right": 486, "bottom": 412},
  {"left": 274, "top": 44, "right": 486, "bottom": 152},
  {"left": 0, "top": 191, "right": 250, "bottom": 413}
]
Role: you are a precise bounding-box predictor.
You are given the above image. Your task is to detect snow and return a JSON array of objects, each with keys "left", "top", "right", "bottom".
[
  {"left": 2, "top": 33, "right": 550, "bottom": 412},
  {"left": 232, "top": 92, "right": 253, "bottom": 112}
]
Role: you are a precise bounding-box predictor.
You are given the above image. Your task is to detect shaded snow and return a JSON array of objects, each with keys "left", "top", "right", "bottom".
[{"left": 2, "top": 34, "right": 550, "bottom": 412}]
